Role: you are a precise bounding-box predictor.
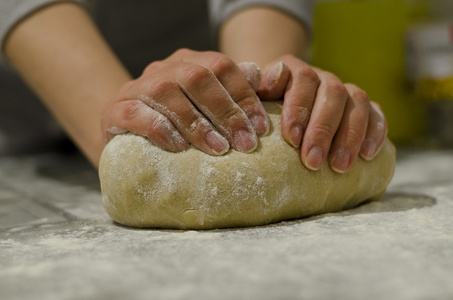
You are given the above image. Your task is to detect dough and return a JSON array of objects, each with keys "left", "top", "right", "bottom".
[{"left": 99, "top": 102, "right": 396, "bottom": 229}]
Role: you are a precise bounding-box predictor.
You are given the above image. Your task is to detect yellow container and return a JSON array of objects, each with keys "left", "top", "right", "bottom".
[{"left": 312, "top": 0, "right": 427, "bottom": 145}]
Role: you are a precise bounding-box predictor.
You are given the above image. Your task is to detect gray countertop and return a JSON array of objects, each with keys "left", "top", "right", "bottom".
[{"left": 1, "top": 149, "right": 453, "bottom": 300}]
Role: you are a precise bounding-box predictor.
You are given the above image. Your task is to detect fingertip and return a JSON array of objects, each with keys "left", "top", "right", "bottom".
[
  {"left": 330, "top": 148, "right": 352, "bottom": 174},
  {"left": 238, "top": 62, "right": 262, "bottom": 92},
  {"left": 257, "top": 62, "right": 289, "bottom": 101},
  {"left": 171, "top": 132, "right": 190, "bottom": 152},
  {"left": 360, "top": 137, "right": 387, "bottom": 161},
  {"left": 359, "top": 139, "right": 377, "bottom": 161},
  {"left": 303, "top": 146, "right": 324, "bottom": 171},
  {"left": 289, "top": 124, "right": 303, "bottom": 148},
  {"left": 265, "top": 61, "right": 285, "bottom": 88},
  {"left": 205, "top": 130, "right": 230, "bottom": 155},
  {"left": 233, "top": 129, "right": 258, "bottom": 153},
  {"left": 281, "top": 106, "right": 309, "bottom": 149},
  {"left": 250, "top": 114, "right": 270, "bottom": 136}
]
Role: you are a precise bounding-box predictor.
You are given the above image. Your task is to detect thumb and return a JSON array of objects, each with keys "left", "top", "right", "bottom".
[
  {"left": 257, "top": 61, "right": 290, "bottom": 101},
  {"left": 237, "top": 62, "right": 262, "bottom": 92}
]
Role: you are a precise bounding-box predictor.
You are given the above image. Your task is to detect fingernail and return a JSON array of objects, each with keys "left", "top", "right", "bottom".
[
  {"left": 238, "top": 62, "right": 262, "bottom": 91},
  {"left": 172, "top": 133, "right": 190, "bottom": 152},
  {"left": 331, "top": 149, "right": 351, "bottom": 174},
  {"left": 360, "top": 139, "right": 376, "bottom": 160},
  {"left": 206, "top": 131, "right": 229, "bottom": 155},
  {"left": 305, "top": 146, "right": 324, "bottom": 170},
  {"left": 250, "top": 115, "right": 269, "bottom": 136},
  {"left": 266, "top": 61, "right": 284, "bottom": 87},
  {"left": 234, "top": 130, "right": 258, "bottom": 153},
  {"left": 290, "top": 125, "right": 303, "bottom": 148}
]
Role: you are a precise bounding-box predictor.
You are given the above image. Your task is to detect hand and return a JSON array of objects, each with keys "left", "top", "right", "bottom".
[
  {"left": 257, "top": 55, "right": 388, "bottom": 174},
  {"left": 101, "top": 49, "right": 270, "bottom": 155}
]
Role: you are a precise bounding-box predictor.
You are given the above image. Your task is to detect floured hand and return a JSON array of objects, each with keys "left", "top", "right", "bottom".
[
  {"left": 101, "top": 49, "right": 269, "bottom": 156},
  {"left": 257, "top": 55, "right": 388, "bottom": 174}
]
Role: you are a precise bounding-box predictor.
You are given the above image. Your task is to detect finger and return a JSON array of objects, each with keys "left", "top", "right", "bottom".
[
  {"left": 360, "top": 101, "right": 388, "bottom": 160},
  {"left": 328, "top": 84, "right": 370, "bottom": 174},
  {"left": 175, "top": 62, "right": 258, "bottom": 153},
  {"left": 206, "top": 54, "right": 270, "bottom": 136},
  {"left": 257, "top": 61, "right": 291, "bottom": 100},
  {"left": 170, "top": 49, "right": 270, "bottom": 136},
  {"left": 120, "top": 65, "right": 231, "bottom": 155},
  {"left": 278, "top": 59, "right": 320, "bottom": 148},
  {"left": 237, "top": 62, "right": 262, "bottom": 92},
  {"left": 301, "top": 70, "right": 348, "bottom": 171},
  {"left": 102, "top": 100, "right": 189, "bottom": 152}
]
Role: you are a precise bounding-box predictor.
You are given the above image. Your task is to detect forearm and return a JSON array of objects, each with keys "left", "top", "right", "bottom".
[
  {"left": 4, "top": 3, "right": 131, "bottom": 167},
  {"left": 219, "top": 6, "right": 307, "bottom": 68}
]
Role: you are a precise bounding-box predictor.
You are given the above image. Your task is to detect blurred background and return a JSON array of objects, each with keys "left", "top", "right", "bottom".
[
  {"left": 312, "top": 0, "right": 453, "bottom": 147},
  {"left": 1, "top": 0, "right": 453, "bottom": 155}
]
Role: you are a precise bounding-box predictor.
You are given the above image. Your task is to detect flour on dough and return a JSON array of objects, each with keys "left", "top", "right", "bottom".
[{"left": 99, "top": 102, "right": 396, "bottom": 229}]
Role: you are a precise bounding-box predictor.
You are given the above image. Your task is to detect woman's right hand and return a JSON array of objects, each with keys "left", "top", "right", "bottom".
[{"left": 101, "top": 49, "right": 269, "bottom": 155}]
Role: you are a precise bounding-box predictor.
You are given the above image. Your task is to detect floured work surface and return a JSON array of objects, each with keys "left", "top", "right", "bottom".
[
  {"left": 99, "top": 102, "right": 396, "bottom": 229},
  {"left": 1, "top": 148, "right": 453, "bottom": 300}
]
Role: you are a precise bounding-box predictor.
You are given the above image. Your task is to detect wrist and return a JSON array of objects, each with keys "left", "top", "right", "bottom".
[{"left": 219, "top": 6, "right": 307, "bottom": 68}]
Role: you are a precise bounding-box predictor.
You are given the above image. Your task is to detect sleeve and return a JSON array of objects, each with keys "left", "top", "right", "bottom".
[
  {"left": 208, "top": 0, "right": 313, "bottom": 37},
  {"left": 0, "top": 0, "right": 87, "bottom": 63}
]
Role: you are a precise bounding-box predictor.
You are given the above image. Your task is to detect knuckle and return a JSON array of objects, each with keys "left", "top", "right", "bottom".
[
  {"left": 235, "top": 94, "right": 257, "bottom": 109},
  {"left": 150, "top": 78, "right": 177, "bottom": 96},
  {"left": 121, "top": 101, "right": 142, "bottom": 121},
  {"left": 143, "top": 60, "right": 171, "bottom": 75},
  {"left": 346, "top": 127, "right": 365, "bottom": 145},
  {"left": 174, "top": 48, "right": 192, "bottom": 57},
  {"left": 143, "top": 61, "right": 160, "bottom": 74},
  {"left": 326, "top": 81, "right": 348, "bottom": 98},
  {"left": 223, "top": 106, "right": 242, "bottom": 122},
  {"left": 283, "top": 104, "right": 311, "bottom": 125},
  {"left": 216, "top": 105, "right": 244, "bottom": 129},
  {"left": 150, "top": 114, "right": 171, "bottom": 133},
  {"left": 234, "top": 96, "right": 261, "bottom": 117},
  {"left": 182, "top": 65, "right": 212, "bottom": 85},
  {"left": 350, "top": 87, "right": 370, "bottom": 104},
  {"left": 209, "top": 56, "right": 236, "bottom": 77},
  {"left": 311, "top": 123, "right": 335, "bottom": 140},
  {"left": 187, "top": 115, "right": 211, "bottom": 136},
  {"left": 299, "top": 66, "right": 320, "bottom": 85}
]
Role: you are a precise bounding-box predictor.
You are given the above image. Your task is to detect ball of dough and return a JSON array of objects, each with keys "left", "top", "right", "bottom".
[{"left": 99, "top": 102, "right": 396, "bottom": 229}]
